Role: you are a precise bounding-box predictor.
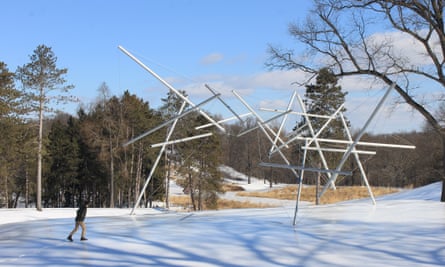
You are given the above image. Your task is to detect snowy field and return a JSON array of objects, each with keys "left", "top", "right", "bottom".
[{"left": 0, "top": 179, "right": 444, "bottom": 266}]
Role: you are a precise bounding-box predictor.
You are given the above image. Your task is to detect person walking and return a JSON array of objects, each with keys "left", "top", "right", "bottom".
[{"left": 67, "top": 200, "right": 89, "bottom": 241}]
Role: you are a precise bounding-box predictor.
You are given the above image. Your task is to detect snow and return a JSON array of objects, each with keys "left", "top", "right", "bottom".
[{"left": 1, "top": 179, "right": 444, "bottom": 266}]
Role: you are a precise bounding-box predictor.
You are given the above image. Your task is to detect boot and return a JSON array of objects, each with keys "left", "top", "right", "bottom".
[
  {"left": 80, "top": 237, "right": 88, "bottom": 241},
  {"left": 67, "top": 235, "right": 73, "bottom": 242}
]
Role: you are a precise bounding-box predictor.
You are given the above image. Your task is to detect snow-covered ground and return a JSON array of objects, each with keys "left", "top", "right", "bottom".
[{"left": 0, "top": 174, "right": 444, "bottom": 266}]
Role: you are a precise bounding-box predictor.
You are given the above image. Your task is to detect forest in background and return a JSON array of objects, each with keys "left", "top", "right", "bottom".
[
  {"left": 0, "top": 86, "right": 441, "bottom": 209},
  {"left": 0, "top": 45, "right": 443, "bottom": 210}
]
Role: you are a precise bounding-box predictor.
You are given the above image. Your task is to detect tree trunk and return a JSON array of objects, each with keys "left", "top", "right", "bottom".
[
  {"left": 198, "top": 168, "right": 202, "bottom": 211},
  {"left": 4, "top": 175, "right": 8, "bottom": 208},
  {"left": 188, "top": 172, "right": 196, "bottom": 211},
  {"left": 109, "top": 136, "right": 114, "bottom": 208},
  {"left": 13, "top": 191, "right": 21, "bottom": 208},
  {"left": 165, "top": 150, "right": 171, "bottom": 209},
  {"left": 441, "top": 133, "right": 445, "bottom": 202},
  {"left": 127, "top": 186, "right": 130, "bottom": 207},
  {"left": 25, "top": 168, "right": 29, "bottom": 208},
  {"left": 135, "top": 146, "right": 142, "bottom": 205},
  {"left": 316, "top": 163, "right": 321, "bottom": 205},
  {"left": 247, "top": 145, "right": 251, "bottom": 184},
  {"left": 36, "top": 94, "right": 44, "bottom": 211}
]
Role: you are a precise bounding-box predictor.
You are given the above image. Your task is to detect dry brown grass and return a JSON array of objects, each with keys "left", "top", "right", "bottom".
[
  {"left": 222, "top": 184, "right": 245, "bottom": 192},
  {"left": 237, "top": 185, "right": 400, "bottom": 204},
  {"left": 168, "top": 184, "right": 400, "bottom": 210},
  {"left": 168, "top": 195, "right": 275, "bottom": 211}
]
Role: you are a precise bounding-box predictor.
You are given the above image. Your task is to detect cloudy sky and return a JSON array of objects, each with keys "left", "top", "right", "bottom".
[{"left": 1, "top": 0, "right": 432, "bottom": 133}]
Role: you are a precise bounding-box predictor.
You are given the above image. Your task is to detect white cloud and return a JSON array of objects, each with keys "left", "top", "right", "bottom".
[
  {"left": 344, "top": 92, "right": 426, "bottom": 133},
  {"left": 339, "top": 76, "right": 386, "bottom": 92},
  {"left": 200, "top": 53, "right": 224, "bottom": 65},
  {"left": 157, "top": 62, "right": 427, "bottom": 134},
  {"left": 367, "top": 30, "right": 443, "bottom": 66},
  {"left": 258, "top": 99, "right": 288, "bottom": 110},
  {"left": 249, "top": 70, "right": 309, "bottom": 90},
  {"left": 164, "top": 69, "right": 309, "bottom": 99}
]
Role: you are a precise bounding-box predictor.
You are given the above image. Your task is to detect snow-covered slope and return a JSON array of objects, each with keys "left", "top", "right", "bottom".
[
  {"left": 0, "top": 181, "right": 444, "bottom": 266},
  {"left": 377, "top": 181, "right": 442, "bottom": 201}
]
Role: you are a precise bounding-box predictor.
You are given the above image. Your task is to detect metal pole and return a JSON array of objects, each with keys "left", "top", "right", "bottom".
[
  {"left": 232, "top": 90, "right": 301, "bottom": 193},
  {"left": 259, "top": 162, "right": 351, "bottom": 176},
  {"left": 131, "top": 101, "right": 187, "bottom": 214},
  {"left": 319, "top": 83, "right": 395, "bottom": 198},
  {"left": 232, "top": 90, "right": 288, "bottom": 148},
  {"left": 261, "top": 108, "right": 337, "bottom": 119},
  {"left": 205, "top": 84, "right": 245, "bottom": 125},
  {"left": 237, "top": 110, "right": 292, "bottom": 138},
  {"left": 296, "top": 94, "right": 336, "bottom": 189},
  {"left": 123, "top": 93, "right": 220, "bottom": 147},
  {"left": 268, "top": 103, "right": 346, "bottom": 156},
  {"left": 195, "top": 112, "right": 251, "bottom": 130},
  {"left": 301, "top": 146, "right": 376, "bottom": 155},
  {"left": 293, "top": 139, "right": 308, "bottom": 225},
  {"left": 269, "top": 91, "right": 296, "bottom": 155},
  {"left": 150, "top": 133, "right": 213, "bottom": 148},
  {"left": 292, "top": 136, "right": 415, "bottom": 150},
  {"left": 118, "top": 45, "right": 225, "bottom": 132},
  {"left": 339, "top": 112, "right": 376, "bottom": 204}
]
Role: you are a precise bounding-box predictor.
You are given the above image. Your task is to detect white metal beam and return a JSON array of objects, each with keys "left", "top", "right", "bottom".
[
  {"left": 131, "top": 101, "right": 187, "bottom": 215},
  {"left": 268, "top": 91, "right": 296, "bottom": 155},
  {"left": 293, "top": 136, "right": 415, "bottom": 150},
  {"left": 205, "top": 84, "right": 245, "bottom": 125},
  {"left": 319, "top": 83, "right": 396, "bottom": 198},
  {"left": 232, "top": 90, "right": 289, "bottom": 149},
  {"left": 118, "top": 45, "right": 225, "bottom": 132},
  {"left": 123, "top": 93, "right": 220, "bottom": 147},
  {"left": 261, "top": 107, "right": 337, "bottom": 119},
  {"left": 259, "top": 162, "right": 352, "bottom": 176},
  {"left": 195, "top": 112, "right": 251, "bottom": 130},
  {"left": 150, "top": 133, "right": 213, "bottom": 148},
  {"left": 301, "top": 146, "right": 376, "bottom": 155},
  {"left": 236, "top": 110, "right": 292, "bottom": 137}
]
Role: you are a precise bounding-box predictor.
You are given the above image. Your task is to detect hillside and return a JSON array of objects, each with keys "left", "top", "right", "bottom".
[{"left": 0, "top": 169, "right": 443, "bottom": 266}]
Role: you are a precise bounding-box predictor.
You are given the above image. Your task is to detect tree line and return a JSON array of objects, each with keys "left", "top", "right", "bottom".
[
  {"left": 222, "top": 68, "right": 443, "bottom": 191},
  {"left": 2, "top": 41, "right": 444, "bottom": 210},
  {"left": 0, "top": 45, "right": 223, "bottom": 210}
]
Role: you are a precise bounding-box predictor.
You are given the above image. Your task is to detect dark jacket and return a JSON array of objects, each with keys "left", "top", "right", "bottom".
[{"left": 75, "top": 203, "right": 88, "bottom": 222}]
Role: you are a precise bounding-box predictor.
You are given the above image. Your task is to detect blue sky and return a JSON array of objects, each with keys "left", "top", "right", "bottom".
[{"left": 1, "top": 0, "right": 426, "bottom": 134}]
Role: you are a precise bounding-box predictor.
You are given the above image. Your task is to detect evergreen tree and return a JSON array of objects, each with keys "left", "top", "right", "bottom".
[
  {"left": 0, "top": 62, "right": 26, "bottom": 208},
  {"left": 176, "top": 113, "right": 223, "bottom": 210},
  {"left": 45, "top": 115, "right": 81, "bottom": 207},
  {"left": 159, "top": 90, "right": 189, "bottom": 208},
  {"left": 77, "top": 88, "right": 163, "bottom": 208},
  {"left": 77, "top": 108, "right": 108, "bottom": 207},
  {"left": 299, "top": 67, "right": 348, "bottom": 139},
  {"left": 0, "top": 62, "right": 23, "bottom": 117},
  {"left": 159, "top": 90, "right": 189, "bottom": 119},
  {"left": 119, "top": 90, "right": 164, "bottom": 208},
  {"left": 16, "top": 45, "right": 74, "bottom": 211},
  {"left": 297, "top": 68, "right": 350, "bottom": 185}
]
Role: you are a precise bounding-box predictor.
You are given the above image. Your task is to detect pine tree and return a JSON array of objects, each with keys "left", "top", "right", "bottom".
[
  {"left": 159, "top": 90, "right": 189, "bottom": 208},
  {"left": 0, "top": 62, "right": 26, "bottom": 208},
  {"left": 16, "top": 45, "right": 74, "bottom": 211},
  {"left": 46, "top": 115, "right": 81, "bottom": 207},
  {"left": 298, "top": 68, "right": 350, "bottom": 185},
  {"left": 0, "top": 62, "right": 23, "bottom": 117},
  {"left": 176, "top": 113, "right": 223, "bottom": 210},
  {"left": 119, "top": 90, "right": 163, "bottom": 208},
  {"left": 301, "top": 67, "right": 348, "bottom": 139}
]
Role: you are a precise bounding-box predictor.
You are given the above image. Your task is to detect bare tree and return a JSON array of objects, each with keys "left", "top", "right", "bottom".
[{"left": 267, "top": 0, "right": 445, "bottom": 201}]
